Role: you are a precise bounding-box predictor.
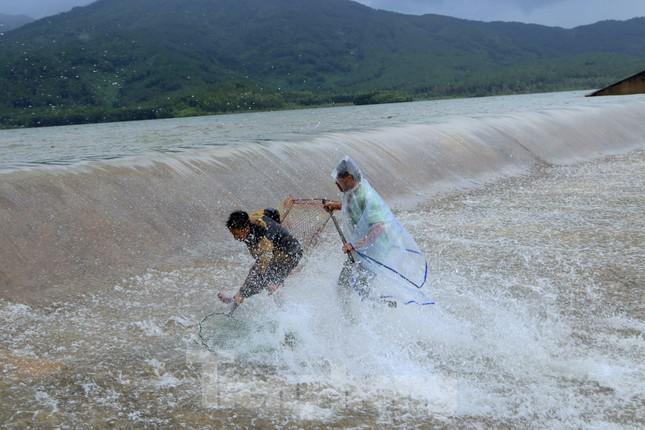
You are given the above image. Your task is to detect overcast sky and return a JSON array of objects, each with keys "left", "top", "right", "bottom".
[
  {"left": 1, "top": 0, "right": 645, "bottom": 27},
  {"left": 359, "top": 0, "right": 645, "bottom": 27}
]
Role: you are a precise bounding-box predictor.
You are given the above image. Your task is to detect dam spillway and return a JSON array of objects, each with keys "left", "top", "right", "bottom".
[{"left": 0, "top": 91, "right": 643, "bottom": 428}]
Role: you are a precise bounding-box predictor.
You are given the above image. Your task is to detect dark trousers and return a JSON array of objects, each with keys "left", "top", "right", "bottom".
[
  {"left": 337, "top": 259, "right": 373, "bottom": 300},
  {"left": 240, "top": 252, "right": 302, "bottom": 299},
  {"left": 337, "top": 259, "right": 396, "bottom": 311}
]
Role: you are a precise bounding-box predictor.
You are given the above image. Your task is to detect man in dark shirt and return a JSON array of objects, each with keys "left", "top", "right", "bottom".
[{"left": 218, "top": 209, "right": 303, "bottom": 305}]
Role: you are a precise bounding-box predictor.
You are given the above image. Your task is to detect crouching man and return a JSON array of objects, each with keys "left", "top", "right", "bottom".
[{"left": 218, "top": 209, "right": 303, "bottom": 305}]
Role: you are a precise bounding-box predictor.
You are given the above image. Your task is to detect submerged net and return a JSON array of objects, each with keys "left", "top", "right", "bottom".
[{"left": 279, "top": 198, "right": 332, "bottom": 251}]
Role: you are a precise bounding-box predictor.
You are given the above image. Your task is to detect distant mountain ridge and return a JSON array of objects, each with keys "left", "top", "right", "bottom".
[
  {"left": 1, "top": 0, "right": 644, "bottom": 128},
  {"left": 0, "top": 13, "right": 34, "bottom": 32}
]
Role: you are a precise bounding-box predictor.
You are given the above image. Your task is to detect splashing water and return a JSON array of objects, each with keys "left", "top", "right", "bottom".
[{"left": 1, "top": 151, "right": 643, "bottom": 428}]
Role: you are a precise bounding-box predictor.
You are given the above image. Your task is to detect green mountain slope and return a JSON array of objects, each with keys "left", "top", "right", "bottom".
[{"left": 1, "top": 0, "right": 644, "bottom": 128}]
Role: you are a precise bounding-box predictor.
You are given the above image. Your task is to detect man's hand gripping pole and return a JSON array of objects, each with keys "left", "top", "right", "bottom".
[{"left": 324, "top": 199, "right": 356, "bottom": 264}]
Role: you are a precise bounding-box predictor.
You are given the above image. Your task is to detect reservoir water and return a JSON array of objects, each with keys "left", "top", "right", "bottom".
[{"left": 1, "top": 91, "right": 644, "bottom": 428}]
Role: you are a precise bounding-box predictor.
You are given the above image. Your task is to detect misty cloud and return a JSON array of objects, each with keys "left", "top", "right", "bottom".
[
  {"left": 359, "top": 0, "right": 569, "bottom": 15},
  {"left": 0, "top": 0, "right": 644, "bottom": 27},
  {"left": 0, "top": 0, "right": 94, "bottom": 19},
  {"left": 357, "top": 0, "right": 645, "bottom": 27}
]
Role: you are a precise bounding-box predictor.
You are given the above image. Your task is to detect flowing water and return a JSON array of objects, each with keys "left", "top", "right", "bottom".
[
  {"left": 0, "top": 90, "right": 619, "bottom": 171},
  {"left": 1, "top": 92, "right": 644, "bottom": 428}
]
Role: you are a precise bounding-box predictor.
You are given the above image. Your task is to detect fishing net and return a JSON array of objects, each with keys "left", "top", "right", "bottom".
[
  {"left": 197, "top": 307, "right": 248, "bottom": 351},
  {"left": 279, "top": 198, "right": 332, "bottom": 251}
]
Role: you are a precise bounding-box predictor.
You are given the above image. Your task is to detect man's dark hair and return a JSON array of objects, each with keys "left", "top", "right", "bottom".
[{"left": 226, "top": 211, "right": 250, "bottom": 230}]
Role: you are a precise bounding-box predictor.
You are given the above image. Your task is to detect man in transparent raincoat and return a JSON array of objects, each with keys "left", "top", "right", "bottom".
[{"left": 324, "top": 157, "right": 433, "bottom": 306}]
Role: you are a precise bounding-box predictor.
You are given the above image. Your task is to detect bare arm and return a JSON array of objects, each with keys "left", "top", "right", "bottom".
[
  {"left": 345, "top": 222, "right": 385, "bottom": 253},
  {"left": 253, "top": 237, "right": 274, "bottom": 273}
]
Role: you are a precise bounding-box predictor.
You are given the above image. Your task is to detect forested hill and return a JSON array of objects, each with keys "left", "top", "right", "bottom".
[
  {"left": 1, "top": 0, "right": 644, "bottom": 128},
  {"left": 0, "top": 13, "right": 34, "bottom": 32}
]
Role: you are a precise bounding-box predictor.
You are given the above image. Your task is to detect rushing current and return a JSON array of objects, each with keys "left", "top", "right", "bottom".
[{"left": 1, "top": 91, "right": 644, "bottom": 428}]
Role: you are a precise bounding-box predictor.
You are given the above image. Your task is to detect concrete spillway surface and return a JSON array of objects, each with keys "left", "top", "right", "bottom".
[{"left": 0, "top": 91, "right": 644, "bottom": 427}]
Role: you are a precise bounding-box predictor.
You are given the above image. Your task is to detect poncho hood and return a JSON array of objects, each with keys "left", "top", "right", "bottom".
[{"left": 331, "top": 156, "right": 362, "bottom": 184}]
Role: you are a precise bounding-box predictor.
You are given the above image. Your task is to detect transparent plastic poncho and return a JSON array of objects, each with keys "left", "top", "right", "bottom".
[{"left": 332, "top": 157, "right": 433, "bottom": 305}]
